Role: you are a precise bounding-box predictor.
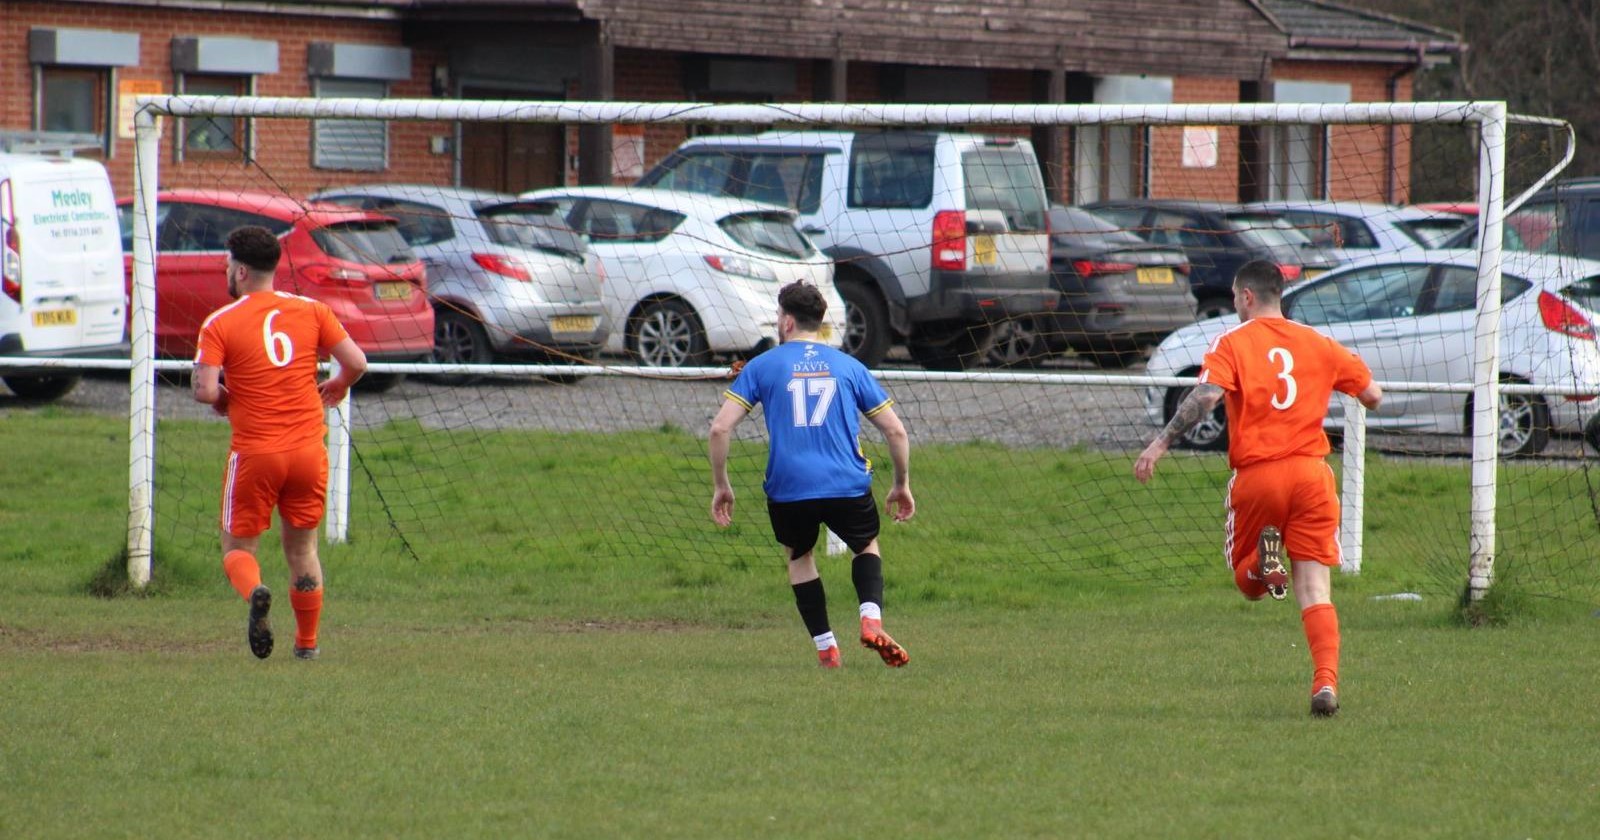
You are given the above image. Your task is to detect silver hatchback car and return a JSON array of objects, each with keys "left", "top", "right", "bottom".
[{"left": 310, "top": 185, "right": 611, "bottom": 383}]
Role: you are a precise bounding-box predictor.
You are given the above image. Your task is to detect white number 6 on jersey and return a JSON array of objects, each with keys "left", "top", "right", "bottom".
[
  {"left": 1268, "top": 347, "right": 1297, "bottom": 409},
  {"left": 263, "top": 309, "right": 294, "bottom": 367}
]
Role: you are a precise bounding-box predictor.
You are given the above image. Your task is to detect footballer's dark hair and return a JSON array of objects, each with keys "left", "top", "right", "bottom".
[
  {"left": 778, "top": 281, "right": 827, "bottom": 330},
  {"left": 1233, "top": 259, "right": 1285, "bottom": 304},
  {"left": 226, "top": 226, "right": 282, "bottom": 273}
]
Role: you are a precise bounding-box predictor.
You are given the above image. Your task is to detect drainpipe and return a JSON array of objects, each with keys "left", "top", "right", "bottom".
[{"left": 1384, "top": 45, "right": 1427, "bottom": 204}]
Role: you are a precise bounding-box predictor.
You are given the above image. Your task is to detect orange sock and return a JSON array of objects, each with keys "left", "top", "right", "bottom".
[
  {"left": 221, "top": 550, "right": 261, "bottom": 601},
  {"left": 1233, "top": 558, "right": 1267, "bottom": 600},
  {"left": 290, "top": 587, "right": 323, "bottom": 651},
  {"left": 1301, "top": 603, "right": 1340, "bottom": 692}
]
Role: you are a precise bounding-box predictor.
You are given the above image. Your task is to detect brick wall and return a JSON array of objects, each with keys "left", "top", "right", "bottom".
[
  {"left": 3, "top": 1, "right": 452, "bottom": 200},
  {"left": 1152, "top": 77, "right": 1242, "bottom": 201}
]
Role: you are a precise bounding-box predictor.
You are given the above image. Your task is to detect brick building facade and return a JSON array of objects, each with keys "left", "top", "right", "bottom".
[{"left": 4, "top": 0, "right": 1460, "bottom": 204}]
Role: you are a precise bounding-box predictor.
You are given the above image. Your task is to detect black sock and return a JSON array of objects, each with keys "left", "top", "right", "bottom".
[
  {"left": 791, "top": 578, "right": 830, "bottom": 639},
  {"left": 852, "top": 553, "right": 883, "bottom": 610}
]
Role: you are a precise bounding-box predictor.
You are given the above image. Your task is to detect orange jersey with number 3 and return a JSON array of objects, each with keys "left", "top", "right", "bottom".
[
  {"left": 1200, "top": 316, "right": 1372, "bottom": 470},
  {"left": 196, "top": 291, "right": 349, "bottom": 455}
]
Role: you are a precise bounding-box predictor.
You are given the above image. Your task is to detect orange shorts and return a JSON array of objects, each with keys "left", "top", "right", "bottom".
[
  {"left": 220, "top": 441, "right": 329, "bottom": 537},
  {"left": 1225, "top": 456, "right": 1341, "bottom": 570}
]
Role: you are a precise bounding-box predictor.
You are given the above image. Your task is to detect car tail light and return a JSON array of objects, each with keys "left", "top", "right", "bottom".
[
  {"left": 472, "top": 253, "right": 532, "bottom": 282},
  {"left": 703, "top": 254, "right": 777, "bottom": 282},
  {"left": 932, "top": 210, "right": 966, "bottom": 271},
  {"left": 1277, "top": 264, "right": 1303, "bottom": 282},
  {"left": 1072, "top": 260, "right": 1138, "bottom": 277},
  {"left": 1538, "top": 290, "right": 1596, "bottom": 340},
  {"left": 301, "top": 263, "right": 368, "bottom": 285},
  {"left": 2, "top": 223, "right": 19, "bottom": 304},
  {"left": 1175, "top": 263, "right": 1191, "bottom": 276}
]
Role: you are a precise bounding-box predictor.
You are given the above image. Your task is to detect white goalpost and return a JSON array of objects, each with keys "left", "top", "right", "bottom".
[{"left": 119, "top": 95, "right": 1576, "bottom": 600}]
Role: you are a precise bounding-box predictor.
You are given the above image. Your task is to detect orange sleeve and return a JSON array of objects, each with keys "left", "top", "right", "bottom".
[
  {"left": 315, "top": 302, "right": 350, "bottom": 354},
  {"left": 1199, "top": 333, "right": 1239, "bottom": 392},
  {"left": 1329, "top": 335, "right": 1373, "bottom": 396},
  {"left": 196, "top": 318, "right": 227, "bottom": 367}
]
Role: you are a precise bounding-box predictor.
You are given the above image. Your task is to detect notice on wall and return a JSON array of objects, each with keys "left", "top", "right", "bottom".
[
  {"left": 1181, "top": 126, "right": 1219, "bottom": 169},
  {"left": 612, "top": 124, "right": 645, "bottom": 182},
  {"left": 117, "top": 80, "right": 166, "bottom": 139}
]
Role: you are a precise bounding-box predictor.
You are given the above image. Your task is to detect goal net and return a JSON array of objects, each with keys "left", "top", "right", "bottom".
[{"left": 112, "top": 96, "right": 1599, "bottom": 607}]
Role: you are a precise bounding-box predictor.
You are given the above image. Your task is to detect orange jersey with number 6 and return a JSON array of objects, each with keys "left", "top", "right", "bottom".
[
  {"left": 196, "top": 290, "right": 349, "bottom": 455},
  {"left": 1199, "top": 316, "right": 1372, "bottom": 469}
]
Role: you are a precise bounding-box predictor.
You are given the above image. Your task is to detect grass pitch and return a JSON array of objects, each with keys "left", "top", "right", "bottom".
[{"left": 1, "top": 409, "right": 1597, "bottom": 838}]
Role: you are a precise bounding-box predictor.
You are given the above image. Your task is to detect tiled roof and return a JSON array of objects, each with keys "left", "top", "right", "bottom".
[{"left": 1254, "top": 0, "right": 1461, "bottom": 51}]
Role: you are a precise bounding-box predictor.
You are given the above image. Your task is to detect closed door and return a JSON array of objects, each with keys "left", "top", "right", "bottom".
[{"left": 460, "top": 87, "right": 565, "bottom": 193}]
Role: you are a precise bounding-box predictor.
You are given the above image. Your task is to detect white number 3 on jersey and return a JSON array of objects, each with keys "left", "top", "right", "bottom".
[{"left": 1268, "top": 347, "right": 1297, "bottom": 409}]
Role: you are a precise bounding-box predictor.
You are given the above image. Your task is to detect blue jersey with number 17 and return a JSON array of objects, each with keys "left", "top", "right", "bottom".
[{"left": 724, "top": 340, "right": 894, "bottom": 503}]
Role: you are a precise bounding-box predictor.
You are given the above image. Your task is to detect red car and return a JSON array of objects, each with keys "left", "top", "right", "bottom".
[{"left": 117, "top": 189, "right": 433, "bottom": 387}]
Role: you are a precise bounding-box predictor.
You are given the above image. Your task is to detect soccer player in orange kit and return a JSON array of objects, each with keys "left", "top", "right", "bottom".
[
  {"left": 1134, "top": 260, "right": 1383, "bottom": 717},
  {"left": 192, "top": 226, "right": 368, "bottom": 661}
]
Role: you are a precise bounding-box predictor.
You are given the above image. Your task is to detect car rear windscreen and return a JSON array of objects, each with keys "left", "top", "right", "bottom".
[
  {"left": 963, "top": 149, "right": 1048, "bottom": 232},
  {"left": 1397, "top": 218, "right": 1470, "bottom": 248},
  {"left": 1226, "top": 214, "right": 1309, "bottom": 250},
  {"left": 479, "top": 206, "right": 587, "bottom": 256},
  {"left": 719, "top": 213, "right": 815, "bottom": 258},
  {"left": 313, "top": 222, "right": 416, "bottom": 266}
]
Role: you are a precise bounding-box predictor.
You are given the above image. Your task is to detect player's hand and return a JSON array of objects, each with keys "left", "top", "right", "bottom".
[
  {"left": 885, "top": 484, "right": 915, "bottom": 522},
  {"left": 319, "top": 378, "right": 351, "bottom": 408},
  {"left": 211, "top": 385, "right": 229, "bottom": 417},
  {"left": 711, "top": 485, "right": 735, "bottom": 527},
  {"left": 1133, "top": 439, "right": 1168, "bottom": 484}
]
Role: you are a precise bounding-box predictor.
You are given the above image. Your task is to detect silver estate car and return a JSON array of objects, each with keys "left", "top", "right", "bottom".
[{"left": 310, "top": 185, "right": 610, "bottom": 384}]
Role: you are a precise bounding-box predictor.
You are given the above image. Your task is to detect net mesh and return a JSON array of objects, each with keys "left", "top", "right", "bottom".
[{"left": 106, "top": 99, "right": 1600, "bottom": 606}]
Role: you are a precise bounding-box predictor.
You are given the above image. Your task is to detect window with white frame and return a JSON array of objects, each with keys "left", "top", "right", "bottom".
[
  {"left": 1266, "top": 81, "right": 1351, "bottom": 201},
  {"left": 1072, "top": 75, "right": 1169, "bottom": 204}
]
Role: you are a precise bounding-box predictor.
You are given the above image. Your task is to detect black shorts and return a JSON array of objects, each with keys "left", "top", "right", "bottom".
[{"left": 767, "top": 492, "right": 880, "bottom": 560}]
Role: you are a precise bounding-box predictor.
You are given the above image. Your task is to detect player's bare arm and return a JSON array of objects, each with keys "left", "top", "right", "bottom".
[
  {"left": 192, "top": 363, "right": 230, "bottom": 416},
  {"left": 708, "top": 399, "right": 750, "bottom": 527},
  {"left": 867, "top": 406, "right": 914, "bottom": 522},
  {"left": 1133, "top": 382, "right": 1225, "bottom": 484},
  {"left": 1357, "top": 381, "right": 1383, "bottom": 411},
  {"left": 318, "top": 338, "right": 369, "bottom": 407}
]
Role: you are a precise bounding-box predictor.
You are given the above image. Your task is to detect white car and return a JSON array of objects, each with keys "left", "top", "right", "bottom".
[
  {"left": 1144, "top": 251, "right": 1600, "bottom": 457},
  {"left": 1241, "top": 201, "right": 1471, "bottom": 265},
  {"left": 520, "top": 187, "right": 844, "bottom": 367}
]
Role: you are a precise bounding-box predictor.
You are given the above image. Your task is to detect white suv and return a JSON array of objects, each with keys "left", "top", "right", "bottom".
[{"left": 637, "top": 131, "right": 1056, "bottom": 369}]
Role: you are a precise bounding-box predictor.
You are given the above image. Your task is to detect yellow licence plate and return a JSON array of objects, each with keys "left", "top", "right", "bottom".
[
  {"left": 1303, "top": 269, "right": 1327, "bottom": 281},
  {"left": 32, "top": 309, "right": 77, "bottom": 327},
  {"left": 818, "top": 324, "right": 833, "bottom": 341},
  {"left": 550, "top": 315, "right": 598, "bottom": 334},
  {"left": 1135, "top": 267, "right": 1174, "bottom": 285},
  {"left": 973, "top": 235, "right": 997, "bottom": 266},
  {"left": 375, "top": 282, "right": 412, "bottom": 301}
]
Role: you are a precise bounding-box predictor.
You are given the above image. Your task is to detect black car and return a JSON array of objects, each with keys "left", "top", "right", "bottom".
[
  {"left": 1437, "top": 177, "right": 1600, "bottom": 257},
  {"left": 987, "top": 206, "right": 1193, "bottom": 367},
  {"left": 1084, "top": 200, "right": 1338, "bottom": 319}
]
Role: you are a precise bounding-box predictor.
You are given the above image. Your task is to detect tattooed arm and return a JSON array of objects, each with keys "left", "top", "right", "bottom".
[{"left": 1133, "top": 383, "right": 1225, "bottom": 484}]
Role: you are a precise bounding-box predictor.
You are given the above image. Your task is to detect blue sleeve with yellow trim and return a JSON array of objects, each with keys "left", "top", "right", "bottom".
[
  {"left": 726, "top": 359, "right": 762, "bottom": 411},
  {"left": 854, "top": 364, "right": 893, "bottom": 417}
]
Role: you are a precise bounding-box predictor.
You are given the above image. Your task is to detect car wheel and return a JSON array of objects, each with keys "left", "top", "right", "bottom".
[
  {"left": 908, "top": 326, "right": 993, "bottom": 371},
  {"left": 1465, "top": 390, "right": 1551, "bottom": 458},
  {"left": 1164, "top": 382, "right": 1228, "bottom": 451},
  {"left": 630, "top": 299, "right": 711, "bottom": 367},
  {"left": 983, "top": 318, "right": 1052, "bottom": 368},
  {"left": 3, "top": 374, "right": 80, "bottom": 401},
  {"left": 837, "top": 278, "right": 892, "bottom": 368},
  {"left": 1196, "top": 296, "right": 1235, "bottom": 320},
  {"left": 430, "top": 309, "right": 493, "bottom": 386}
]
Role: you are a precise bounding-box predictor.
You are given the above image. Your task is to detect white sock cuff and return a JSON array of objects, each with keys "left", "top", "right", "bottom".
[
  {"left": 813, "top": 631, "right": 837, "bottom": 651},
  {"left": 859, "top": 602, "right": 882, "bottom": 621}
]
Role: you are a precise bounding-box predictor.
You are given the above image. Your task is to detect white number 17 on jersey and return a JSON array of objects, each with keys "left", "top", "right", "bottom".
[{"left": 787, "top": 377, "right": 838, "bottom": 427}]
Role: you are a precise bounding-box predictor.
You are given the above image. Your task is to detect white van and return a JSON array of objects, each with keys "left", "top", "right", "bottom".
[{"left": 0, "top": 154, "right": 128, "bottom": 399}]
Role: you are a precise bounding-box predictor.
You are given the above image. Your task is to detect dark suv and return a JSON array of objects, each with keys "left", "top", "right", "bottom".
[
  {"left": 1441, "top": 178, "right": 1600, "bottom": 257},
  {"left": 1085, "top": 200, "right": 1338, "bottom": 318}
]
